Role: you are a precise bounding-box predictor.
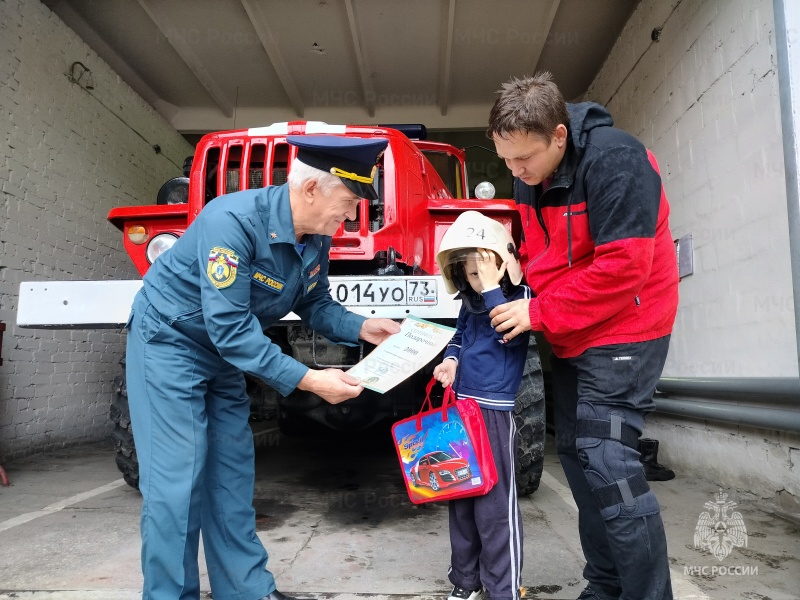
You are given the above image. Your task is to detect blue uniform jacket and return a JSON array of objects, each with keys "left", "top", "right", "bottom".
[
  {"left": 444, "top": 285, "right": 532, "bottom": 410},
  {"left": 138, "top": 184, "right": 365, "bottom": 397}
]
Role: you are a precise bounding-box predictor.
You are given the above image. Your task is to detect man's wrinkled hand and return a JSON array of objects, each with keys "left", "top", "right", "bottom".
[
  {"left": 359, "top": 318, "right": 401, "bottom": 345},
  {"left": 489, "top": 298, "right": 532, "bottom": 342},
  {"left": 297, "top": 368, "right": 364, "bottom": 404}
]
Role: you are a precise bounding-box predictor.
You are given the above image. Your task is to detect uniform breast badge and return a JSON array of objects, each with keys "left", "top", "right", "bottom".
[{"left": 207, "top": 246, "right": 240, "bottom": 289}]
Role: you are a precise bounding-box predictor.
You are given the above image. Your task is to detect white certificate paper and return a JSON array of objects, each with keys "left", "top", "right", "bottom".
[{"left": 347, "top": 316, "right": 456, "bottom": 393}]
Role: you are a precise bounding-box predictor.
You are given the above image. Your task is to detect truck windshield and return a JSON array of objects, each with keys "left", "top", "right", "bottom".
[{"left": 421, "top": 151, "right": 462, "bottom": 198}]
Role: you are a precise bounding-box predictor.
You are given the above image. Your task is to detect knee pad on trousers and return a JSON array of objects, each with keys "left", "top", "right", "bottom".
[{"left": 575, "top": 403, "right": 661, "bottom": 520}]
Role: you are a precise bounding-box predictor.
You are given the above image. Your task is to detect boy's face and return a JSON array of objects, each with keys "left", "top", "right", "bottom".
[
  {"left": 464, "top": 255, "right": 484, "bottom": 293},
  {"left": 463, "top": 251, "right": 501, "bottom": 293}
]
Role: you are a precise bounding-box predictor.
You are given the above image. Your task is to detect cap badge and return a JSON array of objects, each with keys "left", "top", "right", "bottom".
[{"left": 329, "top": 166, "right": 375, "bottom": 184}]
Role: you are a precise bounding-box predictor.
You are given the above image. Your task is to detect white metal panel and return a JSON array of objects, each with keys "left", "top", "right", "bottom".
[
  {"left": 17, "top": 281, "right": 144, "bottom": 328},
  {"left": 17, "top": 276, "right": 460, "bottom": 328}
]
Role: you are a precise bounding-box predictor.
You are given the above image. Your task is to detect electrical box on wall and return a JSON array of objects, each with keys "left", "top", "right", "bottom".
[{"left": 674, "top": 234, "right": 694, "bottom": 279}]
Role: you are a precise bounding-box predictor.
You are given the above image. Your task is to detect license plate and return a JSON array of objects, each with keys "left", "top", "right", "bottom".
[{"left": 330, "top": 278, "right": 438, "bottom": 307}]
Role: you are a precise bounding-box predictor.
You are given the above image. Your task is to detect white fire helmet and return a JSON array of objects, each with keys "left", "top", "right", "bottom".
[{"left": 436, "top": 210, "right": 522, "bottom": 294}]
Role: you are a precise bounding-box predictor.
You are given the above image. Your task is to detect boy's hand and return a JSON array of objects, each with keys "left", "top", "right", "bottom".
[
  {"left": 476, "top": 249, "right": 507, "bottom": 291},
  {"left": 433, "top": 359, "right": 457, "bottom": 387}
]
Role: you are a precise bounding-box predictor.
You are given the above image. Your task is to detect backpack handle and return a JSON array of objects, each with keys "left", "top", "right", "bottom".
[{"left": 416, "top": 377, "right": 455, "bottom": 430}]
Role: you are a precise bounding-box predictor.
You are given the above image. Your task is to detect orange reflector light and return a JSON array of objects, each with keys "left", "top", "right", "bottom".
[{"left": 127, "top": 225, "right": 149, "bottom": 245}]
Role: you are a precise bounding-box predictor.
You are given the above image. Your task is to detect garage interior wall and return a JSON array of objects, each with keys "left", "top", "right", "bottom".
[
  {"left": 0, "top": 0, "right": 193, "bottom": 460},
  {"left": 585, "top": 0, "right": 799, "bottom": 518}
]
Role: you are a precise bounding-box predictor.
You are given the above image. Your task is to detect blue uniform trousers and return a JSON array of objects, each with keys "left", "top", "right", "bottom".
[
  {"left": 127, "top": 292, "right": 275, "bottom": 600},
  {"left": 552, "top": 336, "right": 673, "bottom": 600},
  {"left": 448, "top": 409, "right": 522, "bottom": 600}
]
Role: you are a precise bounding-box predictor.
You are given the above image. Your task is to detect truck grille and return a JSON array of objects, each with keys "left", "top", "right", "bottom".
[
  {"left": 272, "top": 168, "right": 287, "bottom": 186},
  {"left": 249, "top": 171, "right": 264, "bottom": 189},
  {"left": 226, "top": 171, "right": 239, "bottom": 194}
]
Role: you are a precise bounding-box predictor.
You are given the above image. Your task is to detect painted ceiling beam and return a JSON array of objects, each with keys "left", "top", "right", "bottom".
[
  {"left": 438, "top": 0, "right": 456, "bottom": 116},
  {"left": 526, "top": 0, "right": 562, "bottom": 75},
  {"left": 240, "top": 0, "right": 306, "bottom": 118},
  {"left": 136, "top": 0, "right": 236, "bottom": 118},
  {"left": 344, "top": 0, "right": 375, "bottom": 117}
]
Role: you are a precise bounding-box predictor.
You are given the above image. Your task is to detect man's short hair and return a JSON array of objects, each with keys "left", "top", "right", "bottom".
[
  {"left": 487, "top": 72, "right": 569, "bottom": 142},
  {"left": 287, "top": 158, "right": 345, "bottom": 195}
]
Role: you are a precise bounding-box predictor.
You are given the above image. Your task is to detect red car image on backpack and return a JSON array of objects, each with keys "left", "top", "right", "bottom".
[{"left": 411, "top": 451, "right": 472, "bottom": 491}]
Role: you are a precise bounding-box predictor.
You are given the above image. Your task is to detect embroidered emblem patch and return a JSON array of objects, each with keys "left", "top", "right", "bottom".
[
  {"left": 307, "top": 281, "right": 318, "bottom": 293},
  {"left": 309, "top": 264, "right": 321, "bottom": 278},
  {"left": 207, "top": 247, "right": 239, "bottom": 289},
  {"left": 252, "top": 269, "right": 285, "bottom": 293}
]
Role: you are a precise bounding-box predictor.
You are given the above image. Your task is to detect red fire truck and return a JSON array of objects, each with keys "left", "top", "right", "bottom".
[{"left": 18, "top": 121, "right": 545, "bottom": 495}]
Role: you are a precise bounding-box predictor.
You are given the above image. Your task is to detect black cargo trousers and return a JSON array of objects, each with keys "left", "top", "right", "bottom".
[{"left": 552, "top": 336, "right": 673, "bottom": 600}]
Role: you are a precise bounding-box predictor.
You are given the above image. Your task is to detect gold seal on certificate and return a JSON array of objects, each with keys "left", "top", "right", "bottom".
[{"left": 347, "top": 316, "right": 456, "bottom": 393}]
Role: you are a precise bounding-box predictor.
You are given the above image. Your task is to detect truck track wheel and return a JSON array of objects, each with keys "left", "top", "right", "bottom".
[
  {"left": 110, "top": 355, "right": 140, "bottom": 490},
  {"left": 513, "top": 336, "right": 546, "bottom": 496}
]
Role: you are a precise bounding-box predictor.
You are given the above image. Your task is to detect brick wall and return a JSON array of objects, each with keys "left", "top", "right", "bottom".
[
  {"left": 586, "top": 0, "right": 797, "bottom": 378},
  {"left": 585, "top": 0, "right": 799, "bottom": 513},
  {"left": 0, "top": 0, "right": 194, "bottom": 460}
]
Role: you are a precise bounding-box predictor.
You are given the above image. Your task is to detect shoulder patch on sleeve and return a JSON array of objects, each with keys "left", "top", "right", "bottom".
[{"left": 207, "top": 246, "right": 240, "bottom": 289}]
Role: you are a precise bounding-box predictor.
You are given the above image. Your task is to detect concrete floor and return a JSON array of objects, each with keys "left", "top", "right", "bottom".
[{"left": 0, "top": 424, "right": 798, "bottom": 600}]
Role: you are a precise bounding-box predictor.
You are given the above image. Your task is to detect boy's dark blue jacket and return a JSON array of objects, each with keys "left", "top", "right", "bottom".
[{"left": 444, "top": 285, "right": 532, "bottom": 410}]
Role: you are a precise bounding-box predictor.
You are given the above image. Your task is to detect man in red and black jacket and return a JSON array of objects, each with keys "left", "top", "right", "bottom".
[{"left": 487, "top": 73, "right": 679, "bottom": 600}]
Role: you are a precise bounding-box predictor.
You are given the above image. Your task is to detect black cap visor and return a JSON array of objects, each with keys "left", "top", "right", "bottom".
[
  {"left": 295, "top": 149, "right": 379, "bottom": 200},
  {"left": 340, "top": 177, "right": 378, "bottom": 201}
]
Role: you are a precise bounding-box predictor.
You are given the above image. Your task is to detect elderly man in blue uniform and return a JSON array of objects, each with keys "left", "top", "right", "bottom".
[{"left": 125, "top": 135, "right": 400, "bottom": 600}]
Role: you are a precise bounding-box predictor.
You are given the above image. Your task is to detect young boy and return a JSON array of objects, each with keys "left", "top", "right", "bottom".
[{"left": 433, "top": 211, "right": 531, "bottom": 600}]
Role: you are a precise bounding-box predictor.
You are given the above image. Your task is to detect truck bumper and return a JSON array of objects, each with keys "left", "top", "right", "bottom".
[{"left": 17, "top": 276, "right": 461, "bottom": 328}]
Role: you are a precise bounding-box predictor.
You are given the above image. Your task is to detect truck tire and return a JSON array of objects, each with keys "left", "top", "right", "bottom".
[
  {"left": 109, "top": 356, "right": 140, "bottom": 489},
  {"left": 108, "top": 354, "right": 282, "bottom": 490},
  {"left": 514, "top": 336, "right": 546, "bottom": 496}
]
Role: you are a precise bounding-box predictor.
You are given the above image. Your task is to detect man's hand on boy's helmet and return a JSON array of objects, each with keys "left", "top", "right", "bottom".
[
  {"left": 489, "top": 298, "right": 532, "bottom": 341},
  {"left": 476, "top": 249, "right": 507, "bottom": 291}
]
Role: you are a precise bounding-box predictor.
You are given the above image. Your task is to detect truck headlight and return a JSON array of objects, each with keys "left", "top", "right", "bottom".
[
  {"left": 146, "top": 233, "right": 178, "bottom": 264},
  {"left": 474, "top": 181, "right": 496, "bottom": 200}
]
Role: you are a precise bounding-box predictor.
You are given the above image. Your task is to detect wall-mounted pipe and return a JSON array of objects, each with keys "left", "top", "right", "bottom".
[
  {"left": 653, "top": 395, "right": 800, "bottom": 434},
  {"left": 657, "top": 377, "right": 800, "bottom": 404},
  {"left": 773, "top": 0, "right": 800, "bottom": 376},
  {"left": 655, "top": 377, "right": 800, "bottom": 433}
]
